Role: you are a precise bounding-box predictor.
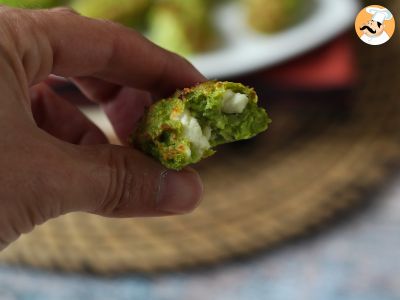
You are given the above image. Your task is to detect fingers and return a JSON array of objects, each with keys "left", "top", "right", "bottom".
[
  {"left": 8, "top": 8, "right": 206, "bottom": 96},
  {"left": 72, "top": 77, "right": 123, "bottom": 103},
  {"left": 101, "top": 88, "right": 152, "bottom": 143},
  {"left": 58, "top": 144, "right": 203, "bottom": 217},
  {"left": 44, "top": 75, "right": 69, "bottom": 87},
  {"left": 0, "top": 131, "right": 202, "bottom": 247},
  {"left": 72, "top": 77, "right": 152, "bottom": 143},
  {"left": 30, "top": 83, "right": 108, "bottom": 145}
]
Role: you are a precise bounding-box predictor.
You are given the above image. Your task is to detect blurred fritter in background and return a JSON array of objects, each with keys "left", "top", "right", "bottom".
[{"left": 1, "top": 0, "right": 315, "bottom": 55}]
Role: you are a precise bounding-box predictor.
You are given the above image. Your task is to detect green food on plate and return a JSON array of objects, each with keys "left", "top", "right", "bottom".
[
  {"left": 70, "top": 0, "right": 152, "bottom": 28},
  {"left": 243, "top": 0, "right": 314, "bottom": 33},
  {"left": 147, "top": 0, "right": 217, "bottom": 55}
]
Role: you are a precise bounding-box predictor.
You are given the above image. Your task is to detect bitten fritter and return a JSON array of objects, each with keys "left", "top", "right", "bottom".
[{"left": 132, "top": 81, "right": 271, "bottom": 170}]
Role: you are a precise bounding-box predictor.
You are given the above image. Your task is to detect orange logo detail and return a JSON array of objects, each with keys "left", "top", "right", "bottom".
[{"left": 355, "top": 5, "right": 395, "bottom": 46}]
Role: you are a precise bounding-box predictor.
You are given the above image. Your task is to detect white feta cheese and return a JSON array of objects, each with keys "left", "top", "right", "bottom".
[
  {"left": 222, "top": 90, "right": 249, "bottom": 114},
  {"left": 179, "top": 110, "right": 210, "bottom": 157},
  {"left": 203, "top": 126, "right": 212, "bottom": 140},
  {"left": 183, "top": 145, "right": 192, "bottom": 158}
]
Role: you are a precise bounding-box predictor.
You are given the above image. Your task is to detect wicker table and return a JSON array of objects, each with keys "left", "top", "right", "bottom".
[{"left": 1, "top": 171, "right": 400, "bottom": 300}]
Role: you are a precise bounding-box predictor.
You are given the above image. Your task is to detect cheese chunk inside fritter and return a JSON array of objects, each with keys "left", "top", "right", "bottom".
[
  {"left": 179, "top": 110, "right": 211, "bottom": 158},
  {"left": 222, "top": 90, "right": 249, "bottom": 114},
  {"left": 179, "top": 90, "right": 249, "bottom": 159}
]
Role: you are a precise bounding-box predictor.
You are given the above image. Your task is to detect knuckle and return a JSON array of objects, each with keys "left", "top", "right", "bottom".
[
  {"left": 0, "top": 8, "right": 58, "bottom": 84},
  {"left": 98, "top": 21, "right": 122, "bottom": 73},
  {"left": 96, "top": 147, "right": 154, "bottom": 216},
  {"left": 0, "top": 7, "right": 41, "bottom": 63},
  {"left": 91, "top": 19, "right": 135, "bottom": 75},
  {"left": 0, "top": 7, "right": 34, "bottom": 34}
]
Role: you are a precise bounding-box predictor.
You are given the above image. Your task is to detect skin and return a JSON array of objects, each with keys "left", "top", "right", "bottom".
[
  {"left": 0, "top": 6, "right": 206, "bottom": 250},
  {"left": 360, "top": 20, "right": 386, "bottom": 37}
]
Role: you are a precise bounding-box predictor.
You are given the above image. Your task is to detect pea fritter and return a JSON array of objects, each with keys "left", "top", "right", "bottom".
[
  {"left": 243, "top": 0, "right": 314, "bottom": 33},
  {"left": 131, "top": 81, "right": 271, "bottom": 170},
  {"left": 147, "top": 0, "right": 217, "bottom": 56}
]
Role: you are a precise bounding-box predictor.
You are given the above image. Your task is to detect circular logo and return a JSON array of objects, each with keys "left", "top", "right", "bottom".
[{"left": 355, "top": 5, "right": 395, "bottom": 46}]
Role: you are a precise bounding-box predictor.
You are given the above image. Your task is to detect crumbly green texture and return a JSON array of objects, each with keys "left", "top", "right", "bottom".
[{"left": 132, "top": 81, "right": 271, "bottom": 170}]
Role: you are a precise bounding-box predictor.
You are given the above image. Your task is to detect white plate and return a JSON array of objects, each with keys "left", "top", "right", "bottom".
[{"left": 190, "top": 0, "right": 360, "bottom": 79}]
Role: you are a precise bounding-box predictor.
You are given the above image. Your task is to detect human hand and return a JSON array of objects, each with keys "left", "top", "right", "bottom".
[{"left": 0, "top": 6, "right": 205, "bottom": 249}]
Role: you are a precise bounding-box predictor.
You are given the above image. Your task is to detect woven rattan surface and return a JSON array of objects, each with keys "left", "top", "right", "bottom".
[{"left": 0, "top": 1, "right": 399, "bottom": 274}]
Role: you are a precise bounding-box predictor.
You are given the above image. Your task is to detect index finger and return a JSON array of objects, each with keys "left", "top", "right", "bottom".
[{"left": 8, "top": 7, "right": 206, "bottom": 95}]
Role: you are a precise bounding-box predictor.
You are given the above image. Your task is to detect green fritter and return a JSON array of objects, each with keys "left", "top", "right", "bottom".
[
  {"left": 147, "top": 0, "right": 217, "bottom": 56},
  {"left": 243, "top": 0, "right": 314, "bottom": 33},
  {"left": 132, "top": 81, "right": 271, "bottom": 170}
]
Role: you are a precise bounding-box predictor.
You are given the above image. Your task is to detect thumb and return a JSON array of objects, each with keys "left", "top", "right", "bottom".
[{"left": 58, "top": 144, "right": 203, "bottom": 217}]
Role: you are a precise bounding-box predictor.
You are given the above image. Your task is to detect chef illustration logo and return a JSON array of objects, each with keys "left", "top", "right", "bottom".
[{"left": 355, "top": 5, "right": 395, "bottom": 46}]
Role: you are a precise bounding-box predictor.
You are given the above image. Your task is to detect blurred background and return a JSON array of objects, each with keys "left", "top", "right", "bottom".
[{"left": 0, "top": 0, "right": 399, "bottom": 299}]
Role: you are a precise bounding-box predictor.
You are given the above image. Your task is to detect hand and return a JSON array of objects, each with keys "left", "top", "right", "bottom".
[{"left": 0, "top": 6, "right": 205, "bottom": 250}]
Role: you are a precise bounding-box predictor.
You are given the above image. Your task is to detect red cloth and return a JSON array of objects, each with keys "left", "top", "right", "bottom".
[{"left": 259, "top": 33, "right": 357, "bottom": 89}]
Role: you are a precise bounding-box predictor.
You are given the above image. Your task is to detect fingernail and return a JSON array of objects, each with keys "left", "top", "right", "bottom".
[{"left": 157, "top": 169, "right": 203, "bottom": 214}]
